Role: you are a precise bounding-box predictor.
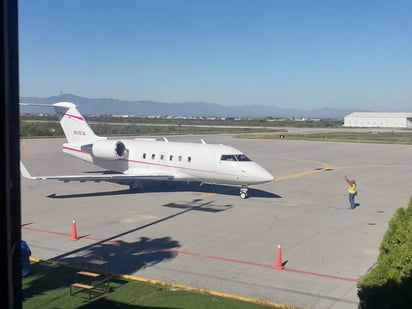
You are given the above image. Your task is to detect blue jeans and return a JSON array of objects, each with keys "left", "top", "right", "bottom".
[{"left": 349, "top": 193, "right": 356, "bottom": 209}]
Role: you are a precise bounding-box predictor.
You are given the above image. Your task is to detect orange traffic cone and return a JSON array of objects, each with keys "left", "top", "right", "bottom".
[
  {"left": 69, "top": 219, "right": 78, "bottom": 241},
  {"left": 273, "top": 244, "right": 284, "bottom": 270}
]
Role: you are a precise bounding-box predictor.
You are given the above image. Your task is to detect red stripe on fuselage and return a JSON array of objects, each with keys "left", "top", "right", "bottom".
[{"left": 62, "top": 146, "right": 240, "bottom": 178}]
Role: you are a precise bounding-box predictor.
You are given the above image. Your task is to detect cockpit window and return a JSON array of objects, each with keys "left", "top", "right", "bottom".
[
  {"left": 221, "top": 155, "right": 237, "bottom": 161},
  {"left": 236, "top": 154, "right": 251, "bottom": 161},
  {"left": 220, "top": 154, "right": 251, "bottom": 161}
]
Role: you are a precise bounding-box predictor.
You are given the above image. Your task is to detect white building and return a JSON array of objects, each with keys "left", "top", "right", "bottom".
[{"left": 344, "top": 112, "right": 412, "bottom": 128}]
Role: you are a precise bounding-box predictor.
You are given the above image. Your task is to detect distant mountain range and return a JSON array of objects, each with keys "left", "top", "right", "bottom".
[{"left": 20, "top": 94, "right": 355, "bottom": 119}]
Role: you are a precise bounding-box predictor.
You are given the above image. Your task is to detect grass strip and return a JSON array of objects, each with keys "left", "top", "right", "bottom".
[
  {"left": 23, "top": 260, "right": 298, "bottom": 309},
  {"left": 236, "top": 132, "right": 412, "bottom": 144}
]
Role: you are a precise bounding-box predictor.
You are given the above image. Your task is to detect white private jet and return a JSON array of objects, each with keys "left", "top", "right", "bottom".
[{"left": 20, "top": 102, "right": 274, "bottom": 198}]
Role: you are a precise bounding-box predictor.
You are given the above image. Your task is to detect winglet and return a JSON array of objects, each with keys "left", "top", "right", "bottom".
[{"left": 20, "top": 161, "right": 34, "bottom": 179}]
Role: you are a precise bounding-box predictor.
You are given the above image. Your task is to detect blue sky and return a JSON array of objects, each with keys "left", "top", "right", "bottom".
[{"left": 19, "top": 0, "right": 411, "bottom": 111}]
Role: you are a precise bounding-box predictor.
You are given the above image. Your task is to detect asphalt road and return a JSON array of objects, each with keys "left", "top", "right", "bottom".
[{"left": 20, "top": 135, "right": 412, "bottom": 309}]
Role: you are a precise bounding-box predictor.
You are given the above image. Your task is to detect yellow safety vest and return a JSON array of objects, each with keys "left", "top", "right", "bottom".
[{"left": 348, "top": 184, "right": 357, "bottom": 194}]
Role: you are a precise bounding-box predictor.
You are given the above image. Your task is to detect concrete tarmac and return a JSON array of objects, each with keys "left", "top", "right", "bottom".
[{"left": 20, "top": 135, "right": 412, "bottom": 309}]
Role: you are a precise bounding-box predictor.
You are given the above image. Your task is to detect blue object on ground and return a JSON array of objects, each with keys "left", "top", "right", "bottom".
[{"left": 21, "top": 240, "right": 31, "bottom": 277}]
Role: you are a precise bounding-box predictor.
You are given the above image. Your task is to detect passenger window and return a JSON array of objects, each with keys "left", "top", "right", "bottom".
[
  {"left": 187, "top": 156, "right": 191, "bottom": 162},
  {"left": 169, "top": 155, "right": 173, "bottom": 161},
  {"left": 178, "top": 155, "right": 182, "bottom": 162},
  {"left": 143, "top": 153, "right": 146, "bottom": 159},
  {"left": 151, "top": 154, "right": 155, "bottom": 160}
]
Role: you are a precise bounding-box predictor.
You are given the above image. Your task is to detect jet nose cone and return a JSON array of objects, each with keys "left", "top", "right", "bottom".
[
  {"left": 240, "top": 162, "right": 274, "bottom": 184},
  {"left": 265, "top": 172, "right": 275, "bottom": 182},
  {"left": 251, "top": 165, "right": 274, "bottom": 184},
  {"left": 261, "top": 170, "right": 274, "bottom": 183}
]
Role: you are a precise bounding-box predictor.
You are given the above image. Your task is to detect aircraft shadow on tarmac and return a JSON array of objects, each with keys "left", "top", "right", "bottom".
[
  {"left": 23, "top": 199, "right": 238, "bottom": 302},
  {"left": 24, "top": 195, "right": 266, "bottom": 298},
  {"left": 46, "top": 180, "right": 281, "bottom": 199},
  {"left": 47, "top": 198, "right": 237, "bottom": 275},
  {"left": 51, "top": 233, "right": 183, "bottom": 274},
  {"left": 26, "top": 236, "right": 181, "bottom": 295},
  {"left": 162, "top": 200, "right": 233, "bottom": 213}
]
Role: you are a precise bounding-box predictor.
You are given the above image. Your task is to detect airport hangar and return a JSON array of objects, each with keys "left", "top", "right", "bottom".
[{"left": 344, "top": 112, "right": 412, "bottom": 128}]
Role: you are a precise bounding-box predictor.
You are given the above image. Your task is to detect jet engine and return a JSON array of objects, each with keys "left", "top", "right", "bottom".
[{"left": 91, "top": 140, "right": 128, "bottom": 160}]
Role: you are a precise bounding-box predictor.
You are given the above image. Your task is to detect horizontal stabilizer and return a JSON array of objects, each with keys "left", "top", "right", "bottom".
[{"left": 19, "top": 103, "right": 54, "bottom": 107}]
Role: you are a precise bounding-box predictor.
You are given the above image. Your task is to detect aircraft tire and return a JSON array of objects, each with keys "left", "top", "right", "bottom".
[{"left": 240, "top": 192, "right": 248, "bottom": 199}]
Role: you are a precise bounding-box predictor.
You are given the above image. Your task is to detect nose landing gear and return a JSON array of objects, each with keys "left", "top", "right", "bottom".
[{"left": 240, "top": 186, "right": 249, "bottom": 199}]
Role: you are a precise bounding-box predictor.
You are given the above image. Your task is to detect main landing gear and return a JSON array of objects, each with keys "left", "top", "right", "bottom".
[
  {"left": 240, "top": 186, "right": 249, "bottom": 199},
  {"left": 129, "top": 180, "right": 142, "bottom": 192}
]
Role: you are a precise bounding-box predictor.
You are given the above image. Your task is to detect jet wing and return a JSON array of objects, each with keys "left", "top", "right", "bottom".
[{"left": 20, "top": 161, "right": 174, "bottom": 182}]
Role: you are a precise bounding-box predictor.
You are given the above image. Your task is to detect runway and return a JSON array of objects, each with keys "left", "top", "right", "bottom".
[{"left": 20, "top": 135, "right": 412, "bottom": 309}]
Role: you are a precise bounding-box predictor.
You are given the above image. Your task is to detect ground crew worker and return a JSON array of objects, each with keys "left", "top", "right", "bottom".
[{"left": 345, "top": 176, "right": 357, "bottom": 209}]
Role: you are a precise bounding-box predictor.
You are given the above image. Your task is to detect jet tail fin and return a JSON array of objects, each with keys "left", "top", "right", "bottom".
[{"left": 52, "top": 102, "right": 105, "bottom": 144}]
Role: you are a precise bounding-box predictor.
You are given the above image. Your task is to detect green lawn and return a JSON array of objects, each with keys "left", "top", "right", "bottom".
[{"left": 22, "top": 261, "right": 296, "bottom": 309}]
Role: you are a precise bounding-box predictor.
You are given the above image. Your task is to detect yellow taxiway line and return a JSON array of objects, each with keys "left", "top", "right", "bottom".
[{"left": 274, "top": 157, "right": 332, "bottom": 182}]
